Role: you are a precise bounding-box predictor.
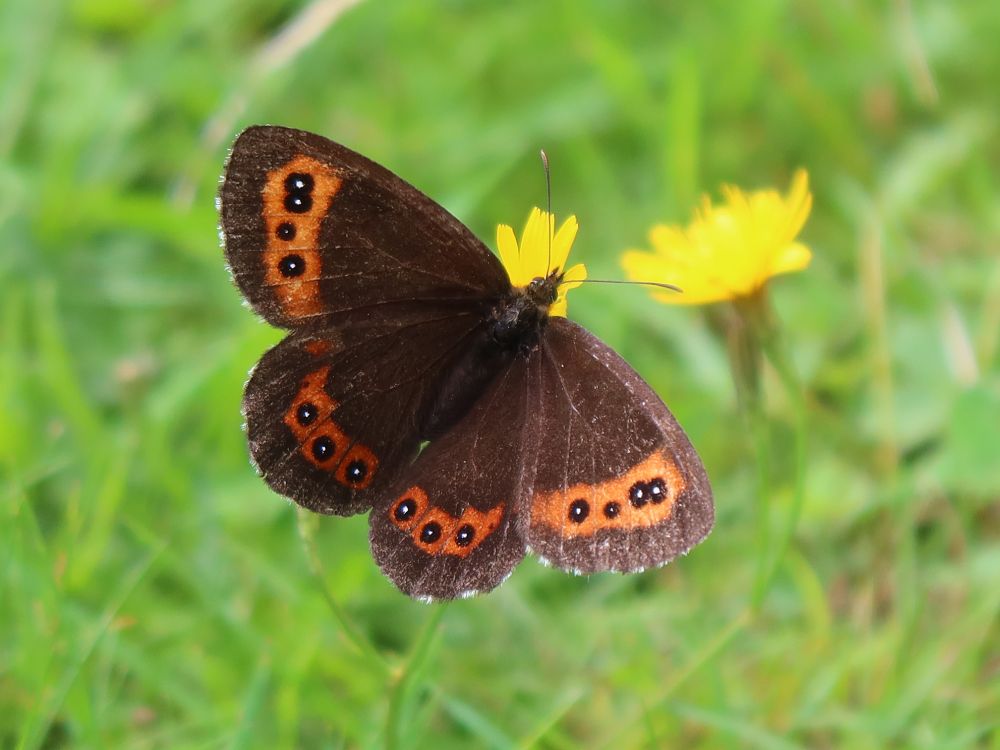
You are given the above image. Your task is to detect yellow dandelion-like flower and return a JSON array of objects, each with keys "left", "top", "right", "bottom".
[
  {"left": 496, "top": 207, "right": 587, "bottom": 317},
  {"left": 621, "top": 170, "right": 813, "bottom": 305}
]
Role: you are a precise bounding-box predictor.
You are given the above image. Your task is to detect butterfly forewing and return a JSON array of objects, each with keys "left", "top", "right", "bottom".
[{"left": 220, "top": 126, "right": 509, "bottom": 330}]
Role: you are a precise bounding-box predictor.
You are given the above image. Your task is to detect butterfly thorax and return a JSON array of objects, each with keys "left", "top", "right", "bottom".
[{"left": 489, "top": 272, "right": 560, "bottom": 351}]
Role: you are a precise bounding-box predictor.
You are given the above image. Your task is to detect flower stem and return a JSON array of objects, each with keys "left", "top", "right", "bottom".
[
  {"left": 735, "top": 291, "right": 808, "bottom": 605},
  {"left": 747, "top": 390, "right": 774, "bottom": 607},
  {"left": 757, "top": 327, "right": 808, "bottom": 602},
  {"left": 715, "top": 296, "right": 773, "bottom": 607}
]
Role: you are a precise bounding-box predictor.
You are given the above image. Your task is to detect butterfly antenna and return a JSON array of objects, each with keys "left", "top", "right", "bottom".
[
  {"left": 560, "top": 278, "right": 684, "bottom": 294},
  {"left": 538, "top": 151, "right": 681, "bottom": 295},
  {"left": 540, "top": 149, "right": 552, "bottom": 275}
]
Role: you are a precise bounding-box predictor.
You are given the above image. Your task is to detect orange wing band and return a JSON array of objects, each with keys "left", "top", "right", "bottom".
[
  {"left": 284, "top": 365, "right": 379, "bottom": 490},
  {"left": 389, "top": 487, "right": 505, "bottom": 559},
  {"left": 262, "top": 155, "right": 343, "bottom": 319},
  {"left": 529, "top": 450, "right": 685, "bottom": 538}
]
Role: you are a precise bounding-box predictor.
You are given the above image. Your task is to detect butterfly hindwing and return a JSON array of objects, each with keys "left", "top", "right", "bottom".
[
  {"left": 244, "top": 314, "right": 484, "bottom": 516},
  {"left": 524, "top": 318, "right": 714, "bottom": 574},
  {"left": 368, "top": 357, "right": 536, "bottom": 599},
  {"left": 220, "top": 125, "right": 509, "bottom": 330}
]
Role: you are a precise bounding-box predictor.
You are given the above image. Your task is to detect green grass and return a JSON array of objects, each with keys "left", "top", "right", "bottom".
[{"left": 3, "top": 0, "right": 1000, "bottom": 747}]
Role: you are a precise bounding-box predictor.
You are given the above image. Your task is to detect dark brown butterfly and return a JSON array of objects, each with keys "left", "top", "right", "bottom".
[{"left": 219, "top": 125, "right": 713, "bottom": 600}]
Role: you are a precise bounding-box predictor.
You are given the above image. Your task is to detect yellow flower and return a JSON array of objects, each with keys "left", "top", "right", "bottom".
[
  {"left": 621, "top": 170, "right": 812, "bottom": 305},
  {"left": 496, "top": 207, "right": 588, "bottom": 317}
]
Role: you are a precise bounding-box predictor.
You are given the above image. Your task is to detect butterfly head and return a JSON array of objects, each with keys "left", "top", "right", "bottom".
[
  {"left": 496, "top": 208, "right": 587, "bottom": 319},
  {"left": 526, "top": 272, "right": 559, "bottom": 306}
]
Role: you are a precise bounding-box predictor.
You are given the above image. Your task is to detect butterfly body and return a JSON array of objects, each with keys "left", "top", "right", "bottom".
[{"left": 220, "top": 126, "right": 713, "bottom": 599}]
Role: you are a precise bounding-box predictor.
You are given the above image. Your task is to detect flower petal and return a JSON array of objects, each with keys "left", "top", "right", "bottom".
[
  {"left": 561, "top": 262, "right": 587, "bottom": 288},
  {"left": 769, "top": 241, "right": 812, "bottom": 276},
  {"left": 549, "top": 264, "right": 587, "bottom": 318},
  {"left": 496, "top": 223, "right": 521, "bottom": 283},
  {"left": 623, "top": 249, "right": 736, "bottom": 305},
  {"left": 782, "top": 169, "right": 812, "bottom": 243},
  {"left": 550, "top": 216, "right": 579, "bottom": 273},
  {"left": 520, "top": 207, "right": 548, "bottom": 277}
]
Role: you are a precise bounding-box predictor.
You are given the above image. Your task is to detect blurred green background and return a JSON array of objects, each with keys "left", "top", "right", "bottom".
[{"left": 3, "top": 0, "right": 1000, "bottom": 747}]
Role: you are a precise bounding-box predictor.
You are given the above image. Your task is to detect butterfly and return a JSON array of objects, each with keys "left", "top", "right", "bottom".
[{"left": 219, "top": 125, "right": 713, "bottom": 600}]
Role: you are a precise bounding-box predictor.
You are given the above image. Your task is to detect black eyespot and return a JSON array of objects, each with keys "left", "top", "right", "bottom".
[
  {"left": 276, "top": 222, "right": 296, "bottom": 240},
  {"left": 394, "top": 498, "right": 417, "bottom": 521},
  {"left": 278, "top": 254, "right": 305, "bottom": 277},
  {"left": 295, "top": 402, "right": 317, "bottom": 426},
  {"left": 629, "top": 482, "right": 649, "bottom": 508},
  {"left": 346, "top": 459, "right": 368, "bottom": 483},
  {"left": 285, "top": 172, "right": 314, "bottom": 193},
  {"left": 568, "top": 499, "right": 590, "bottom": 523},
  {"left": 420, "top": 521, "right": 442, "bottom": 544},
  {"left": 284, "top": 193, "right": 312, "bottom": 213},
  {"left": 648, "top": 477, "right": 667, "bottom": 503},
  {"left": 311, "top": 436, "right": 335, "bottom": 462},
  {"left": 455, "top": 524, "right": 475, "bottom": 547},
  {"left": 603, "top": 501, "right": 621, "bottom": 519}
]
